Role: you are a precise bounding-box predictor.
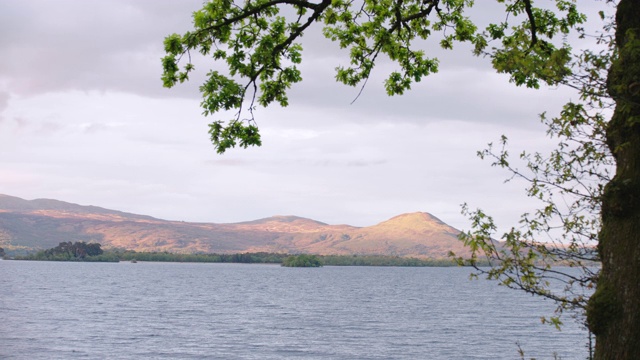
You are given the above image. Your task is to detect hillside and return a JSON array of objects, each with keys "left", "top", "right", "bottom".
[{"left": 0, "top": 194, "right": 470, "bottom": 258}]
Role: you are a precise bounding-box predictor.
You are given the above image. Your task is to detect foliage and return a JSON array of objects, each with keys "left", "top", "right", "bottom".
[
  {"left": 282, "top": 254, "right": 323, "bottom": 267},
  {"left": 162, "top": 0, "right": 585, "bottom": 153},
  {"left": 452, "top": 10, "right": 615, "bottom": 338},
  {"left": 16, "top": 241, "right": 106, "bottom": 261},
  {"left": 12, "top": 248, "right": 474, "bottom": 266},
  {"left": 113, "top": 250, "right": 288, "bottom": 263},
  {"left": 320, "top": 254, "right": 461, "bottom": 266},
  {"left": 83, "top": 253, "right": 121, "bottom": 262}
]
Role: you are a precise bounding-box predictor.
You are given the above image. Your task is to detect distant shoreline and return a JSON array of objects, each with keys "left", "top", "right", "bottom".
[{"left": 10, "top": 249, "right": 463, "bottom": 267}]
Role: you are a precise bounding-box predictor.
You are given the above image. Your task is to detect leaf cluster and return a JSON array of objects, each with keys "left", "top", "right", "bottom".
[
  {"left": 453, "top": 9, "right": 615, "bottom": 338},
  {"left": 163, "top": 0, "right": 586, "bottom": 152}
]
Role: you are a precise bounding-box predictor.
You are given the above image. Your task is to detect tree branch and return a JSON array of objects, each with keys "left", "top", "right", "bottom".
[
  {"left": 521, "top": 0, "right": 538, "bottom": 49},
  {"left": 204, "top": 0, "right": 325, "bottom": 32},
  {"left": 274, "top": 0, "right": 332, "bottom": 54}
]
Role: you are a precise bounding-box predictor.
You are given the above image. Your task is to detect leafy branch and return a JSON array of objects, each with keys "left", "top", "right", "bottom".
[{"left": 163, "top": 0, "right": 584, "bottom": 152}]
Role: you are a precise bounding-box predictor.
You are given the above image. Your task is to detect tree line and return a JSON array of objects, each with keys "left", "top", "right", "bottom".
[
  {"left": 13, "top": 241, "right": 117, "bottom": 262},
  {"left": 12, "top": 242, "right": 468, "bottom": 266}
]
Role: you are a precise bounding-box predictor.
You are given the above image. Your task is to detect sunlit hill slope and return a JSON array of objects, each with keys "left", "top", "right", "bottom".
[{"left": 0, "top": 194, "right": 470, "bottom": 258}]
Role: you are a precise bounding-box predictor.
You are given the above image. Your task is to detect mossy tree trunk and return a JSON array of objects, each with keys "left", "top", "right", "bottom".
[{"left": 588, "top": 1, "right": 640, "bottom": 358}]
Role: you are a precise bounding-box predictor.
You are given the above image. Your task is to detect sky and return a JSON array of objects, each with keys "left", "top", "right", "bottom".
[{"left": 0, "top": 0, "right": 613, "bottom": 231}]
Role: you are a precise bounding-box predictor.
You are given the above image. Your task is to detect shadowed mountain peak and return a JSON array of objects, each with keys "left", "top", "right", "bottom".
[{"left": 238, "top": 215, "right": 328, "bottom": 226}]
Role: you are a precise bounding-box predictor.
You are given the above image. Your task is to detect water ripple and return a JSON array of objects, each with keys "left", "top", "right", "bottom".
[{"left": 0, "top": 261, "right": 589, "bottom": 359}]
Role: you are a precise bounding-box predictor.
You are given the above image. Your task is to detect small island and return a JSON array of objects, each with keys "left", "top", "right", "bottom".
[
  {"left": 281, "top": 254, "right": 323, "bottom": 267},
  {"left": 14, "top": 241, "right": 119, "bottom": 262}
]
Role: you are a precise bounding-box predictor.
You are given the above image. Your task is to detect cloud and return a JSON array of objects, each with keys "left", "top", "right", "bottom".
[
  {"left": 35, "top": 121, "right": 65, "bottom": 135},
  {"left": 13, "top": 116, "right": 29, "bottom": 129},
  {"left": 0, "top": 0, "right": 612, "bottom": 233},
  {"left": 0, "top": 90, "right": 8, "bottom": 110},
  {"left": 0, "top": 0, "right": 204, "bottom": 98},
  {"left": 0, "top": 90, "right": 9, "bottom": 122},
  {"left": 80, "top": 123, "right": 111, "bottom": 134},
  {"left": 0, "top": 0, "right": 601, "bottom": 132}
]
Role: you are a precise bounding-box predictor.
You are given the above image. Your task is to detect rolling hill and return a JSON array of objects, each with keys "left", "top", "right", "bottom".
[{"left": 0, "top": 194, "right": 470, "bottom": 258}]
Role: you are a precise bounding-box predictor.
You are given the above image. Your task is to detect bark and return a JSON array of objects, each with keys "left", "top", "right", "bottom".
[{"left": 587, "top": 0, "right": 640, "bottom": 359}]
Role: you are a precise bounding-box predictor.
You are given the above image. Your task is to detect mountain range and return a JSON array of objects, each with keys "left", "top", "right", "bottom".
[{"left": 0, "top": 194, "right": 470, "bottom": 258}]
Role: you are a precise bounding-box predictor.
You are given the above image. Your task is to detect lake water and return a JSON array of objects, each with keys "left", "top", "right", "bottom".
[{"left": 1, "top": 261, "right": 590, "bottom": 359}]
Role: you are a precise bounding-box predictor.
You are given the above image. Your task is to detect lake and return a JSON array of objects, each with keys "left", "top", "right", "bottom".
[{"left": 0, "top": 261, "right": 590, "bottom": 359}]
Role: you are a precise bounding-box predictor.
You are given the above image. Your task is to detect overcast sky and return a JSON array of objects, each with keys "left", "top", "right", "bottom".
[{"left": 0, "top": 0, "right": 613, "bottom": 231}]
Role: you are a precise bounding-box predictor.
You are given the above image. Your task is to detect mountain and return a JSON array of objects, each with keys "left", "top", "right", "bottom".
[
  {"left": 0, "top": 194, "right": 156, "bottom": 221},
  {"left": 0, "top": 194, "right": 470, "bottom": 258}
]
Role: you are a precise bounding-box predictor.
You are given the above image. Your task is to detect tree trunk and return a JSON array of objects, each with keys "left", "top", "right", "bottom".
[{"left": 588, "top": 1, "right": 640, "bottom": 359}]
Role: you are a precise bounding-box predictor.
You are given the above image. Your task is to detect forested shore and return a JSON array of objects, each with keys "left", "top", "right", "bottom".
[{"left": 9, "top": 241, "right": 462, "bottom": 266}]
